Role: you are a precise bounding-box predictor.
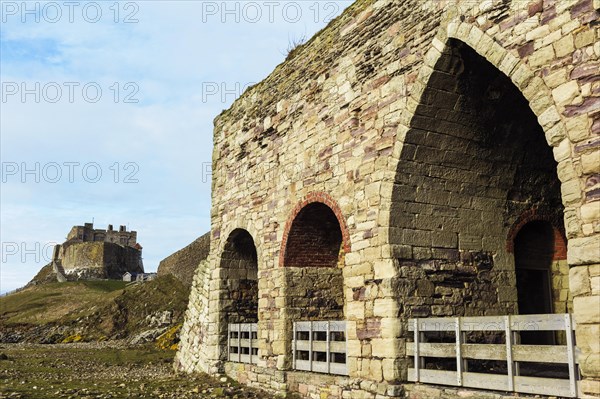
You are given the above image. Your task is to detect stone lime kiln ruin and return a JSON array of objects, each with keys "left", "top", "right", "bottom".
[{"left": 176, "top": 0, "right": 600, "bottom": 397}]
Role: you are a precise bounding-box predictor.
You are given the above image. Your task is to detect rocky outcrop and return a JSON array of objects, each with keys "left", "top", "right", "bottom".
[{"left": 26, "top": 263, "right": 58, "bottom": 286}]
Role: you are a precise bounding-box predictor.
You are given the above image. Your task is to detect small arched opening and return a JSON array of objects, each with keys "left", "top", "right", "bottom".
[
  {"left": 282, "top": 200, "right": 348, "bottom": 373},
  {"left": 218, "top": 229, "right": 259, "bottom": 361},
  {"left": 513, "top": 219, "right": 569, "bottom": 344},
  {"left": 283, "top": 202, "right": 345, "bottom": 320},
  {"left": 514, "top": 220, "right": 555, "bottom": 316}
]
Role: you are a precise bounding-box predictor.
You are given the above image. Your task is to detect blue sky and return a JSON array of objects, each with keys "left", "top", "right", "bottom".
[{"left": 0, "top": 0, "right": 351, "bottom": 293}]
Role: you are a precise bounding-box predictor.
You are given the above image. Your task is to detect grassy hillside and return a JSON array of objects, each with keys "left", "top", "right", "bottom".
[
  {"left": 1, "top": 280, "right": 127, "bottom": 325},
  {"left": 0, "top": 275, "right": 189, "bottom": 344},
  {"left": 109, "top": 275, "right": 190, "bottom": 337}
]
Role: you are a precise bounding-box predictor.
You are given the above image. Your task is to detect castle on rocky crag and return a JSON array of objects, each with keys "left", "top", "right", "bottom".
[
  {"left": 51, "top": 223, "right": 144, "bottom": 281},
  {"left": 175, "top": 0, "right": 600, "bottom": 398}
]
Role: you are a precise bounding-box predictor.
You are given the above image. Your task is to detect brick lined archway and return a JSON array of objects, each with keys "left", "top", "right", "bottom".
[
  {"left": 507, "top": 209, "right": 567, "bottom": 260},
  {"left": 280, "top": 192, "right": 349, "bottom": 325},
  {"left": 513, "top": 219, "right": 568, "bottom": 345},
  {"left": 513, "top": 221, "right": 557, "bottom": 313},
  {"left": 509, "top": 211, "right": 571, "bottom": 328},
  {"left": 279, "top": 192, "right": 351, "bottom": 268}
]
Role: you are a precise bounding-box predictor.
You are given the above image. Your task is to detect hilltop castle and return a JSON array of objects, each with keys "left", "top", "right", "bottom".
[{"left": 52, "top": 223, "right": 144, "bottom": 281}]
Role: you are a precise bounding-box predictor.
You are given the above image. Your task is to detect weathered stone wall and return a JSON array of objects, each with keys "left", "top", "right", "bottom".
[
  {"left": 158, "top": 233, "right": 210, "bottom": 288},
  {"left": 67, "top": 223, "right": 138, "bottom": 248},
  {"left": 60, "top": 241, "right": 143, "bottom": 280},
  {"left": 177, "top": 0, "right": 600, "bottom": 397},
  {"left": 61, "top": 241, "right": 105, "bottom": 275},
  {"left": 224, "top": 363, "right": 288, "bottom": 393},
  {"left": 175, "top": 257, "right": 213, "bottom": 373},
  {"left": 552, "top": 259, "right": 573, "bottom": 313},
  {"left": 285, "top": 267, "right": 345, "bottom": 321}
]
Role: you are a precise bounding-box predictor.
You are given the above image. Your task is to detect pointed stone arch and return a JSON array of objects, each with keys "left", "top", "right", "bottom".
[
  {"left": 382, "top": 19, "right": 598, "bottom": 387},
  {"left": 380, "top": 18, "right": 600, "bottom": 279},
  {"left": 427, "top": 22, "right": 570, "bottom": 150},
  {"left": 381, "top": 22, "right": 580, "bottom": 244}
]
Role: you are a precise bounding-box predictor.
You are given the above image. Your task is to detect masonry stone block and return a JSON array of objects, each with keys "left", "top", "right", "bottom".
[
  {"left": 552, "top": 80, "right": 580, "bottom": 105},
  {"left": 574, "top": 295, "right": 600, "bottom": 324},
  {"left": 570, "top": 266, "right": 592, "bottom": 297}
]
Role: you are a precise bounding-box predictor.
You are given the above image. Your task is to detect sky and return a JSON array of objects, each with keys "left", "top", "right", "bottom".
[{"left": 0, "top": 0, "right": 351, "bottom": 293}]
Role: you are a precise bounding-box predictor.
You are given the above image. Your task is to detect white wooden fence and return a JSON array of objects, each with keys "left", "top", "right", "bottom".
[
  {"left": 293, "top": 321, "right": 348, "bottom": 375},
  {"left": 407, "top": 314, "right": 579, "bottom": 398},
  {"left": 228, "top": 323, "right": 259, "bottom": 364}
]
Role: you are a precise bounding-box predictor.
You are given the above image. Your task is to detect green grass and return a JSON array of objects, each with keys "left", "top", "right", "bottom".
[{"left": 82, "top": 280, "right": 127, "bottom": 292}]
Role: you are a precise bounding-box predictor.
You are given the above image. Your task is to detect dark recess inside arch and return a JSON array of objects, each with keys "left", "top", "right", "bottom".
[{"left": 284, "top": 203, "right": 343, "bottom": 268}]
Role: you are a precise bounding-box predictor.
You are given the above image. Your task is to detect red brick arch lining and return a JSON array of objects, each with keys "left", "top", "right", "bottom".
[
  {"left": 506, "top": 209, "right": 567, "bottom": 260},
  {"left": 279, "top": 192, "right": 351, "bottom": 267}
]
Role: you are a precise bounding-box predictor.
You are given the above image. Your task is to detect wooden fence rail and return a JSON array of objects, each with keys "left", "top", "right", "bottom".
[
  {"left": 407, "top": 314, "right": 579, "bottom": 398},
  {"left": 293, "top": 321, "right": 348, "bottom": 376},
  {"left": 228, "top": 323, "right": 258, "bottom": 364}
]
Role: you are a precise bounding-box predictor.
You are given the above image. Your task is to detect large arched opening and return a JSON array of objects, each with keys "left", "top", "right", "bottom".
[
  {"left": 391, "top": 38, "right": 569, "bottom": 377},
  {"left": 391, "top": 37, "right": 565, "bottom": 320}
]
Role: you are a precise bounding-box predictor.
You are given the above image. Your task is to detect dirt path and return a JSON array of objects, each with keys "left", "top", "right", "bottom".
[{"left": 0, "top": 343, "right": 274, "bottom": 399}]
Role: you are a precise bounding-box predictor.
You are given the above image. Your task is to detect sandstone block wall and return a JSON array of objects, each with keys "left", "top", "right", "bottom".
[
  {"left": 177, "top": 0, "right": 600, "bottom": 397},
  {"left": 158, "top": 233, "right": 210, "bottom": 287},
  {"left": 175, "top": 256, "right": 213, "bottom": 374}
]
